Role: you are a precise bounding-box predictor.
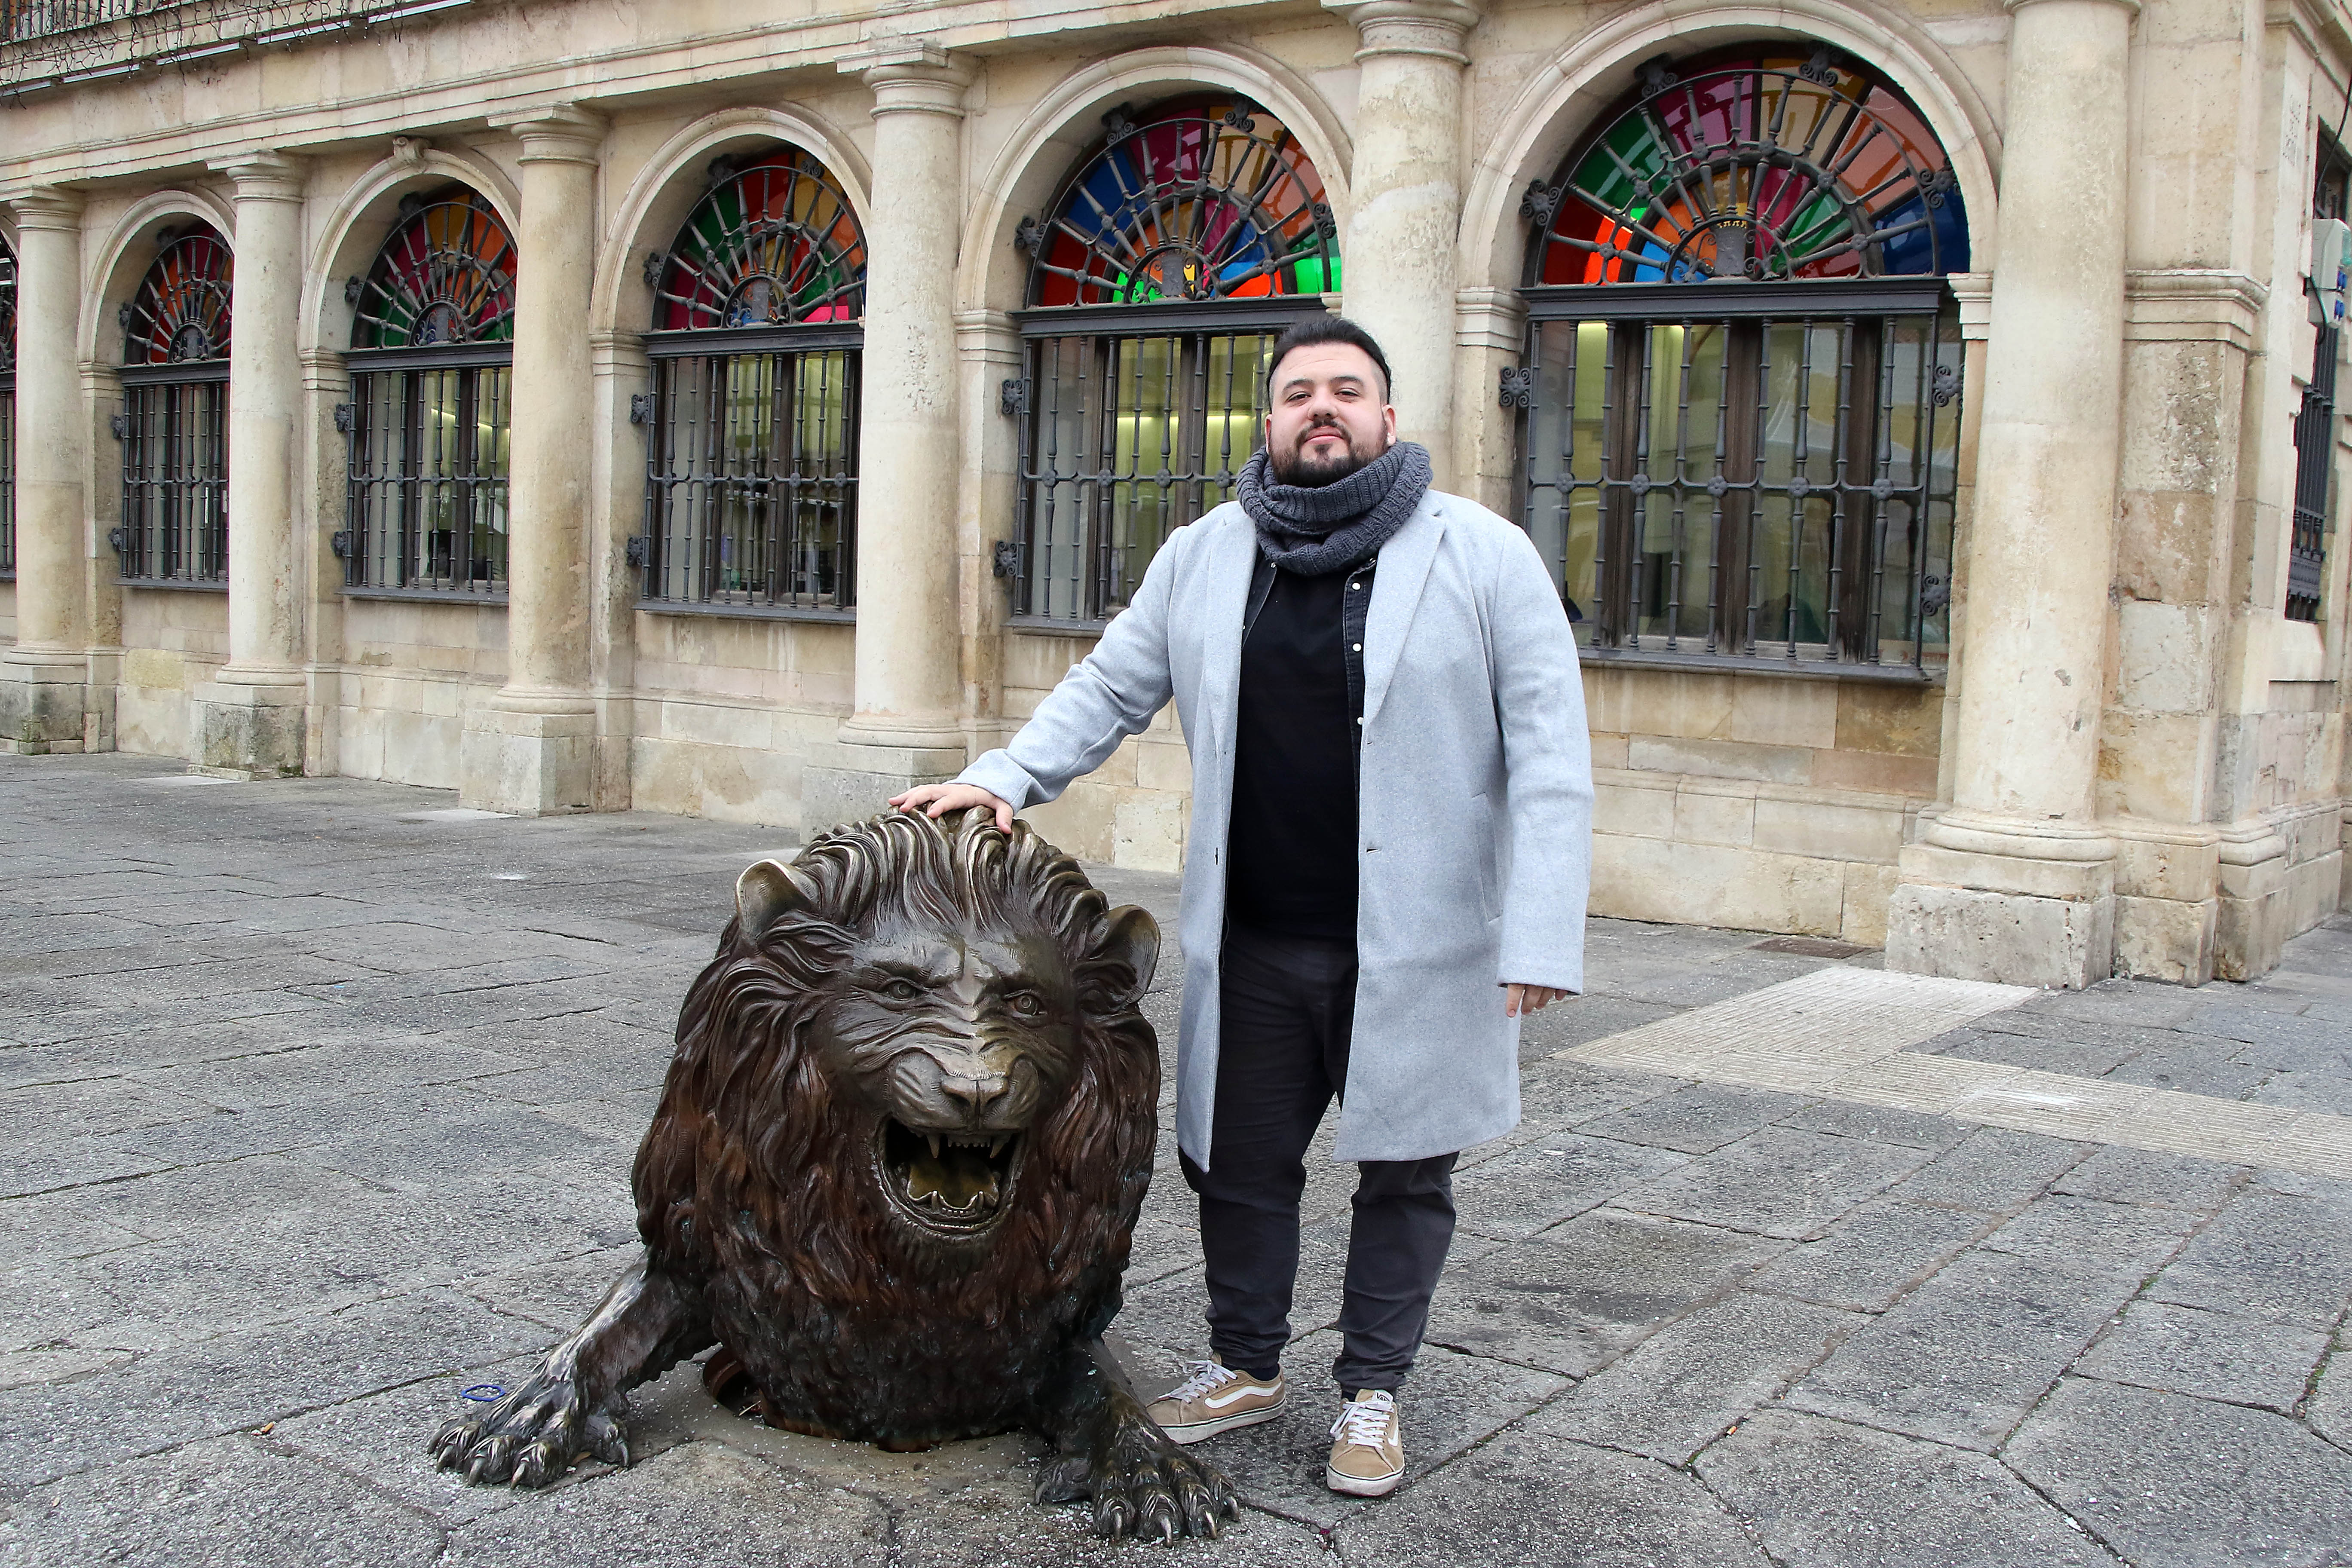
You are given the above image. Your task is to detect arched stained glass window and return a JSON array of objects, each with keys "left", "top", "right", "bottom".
[
  {"left": 651, "top": 148, "right": 864, "bottom": 331},
  {"left": 1, "top": 238, "right": 15, "bottom": 579},
  {"left": 1512, "top": 46, "right": 1966, "bottom": 676},
  {"left": 1531, "top": 48, "right": 1967, "bottom": 286},
  {"left": 1012, "top": 96, "right": 1338, "bottom": 625},
  {"left": 116, "top": 227, "right": 231, "bottom": 586},
  {"left": 639, "top": 147, "right": 865, "bottom": 616},
  {"left": 352, "top": 189, "right": 516, "bottom": 349},
  {"left": 1029, "top": 98, "right": 1339, "bottom": 307},
  {"left": 343, "top": 187, "right": 516, "bottom": 596}
]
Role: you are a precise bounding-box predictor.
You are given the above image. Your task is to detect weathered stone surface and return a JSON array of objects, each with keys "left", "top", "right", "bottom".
[
  {"left": 2052, "top": 1144, "right": 2244, "bottom": 1211},
  {"left": 1614, "top": 1127, "right": 1932, "bottom": 1240},
  {"left": 1977, "top": 1193, "right": 2198, "bottom": 1268},
  {"left": 1750, "top": 1199, "right": 1994, "bottom": 1311},
  {"left": 1529, "top": 1291, "right": 1861, "bottom": 1463},
  {"left": 2072, "top": 1301, "right": 2331, "bottom": 1412},
  {"left": 1451, "top": 1132, "right": 1691, "bottom": 1241},
  {"left": 1331, "top": 1427, "right": 1768, "bottom": 1566},
  {"left": 1423, "top": 1209, "right": 1788, "bottom": 1376},
  {"left": 1575, "top": 1082, "right": 1813, "bottom": 1155},
  {"left": 1886, "top": 1126, "right": 2092, "bottom": 1213},
  {"left": 1787, "top": 1249, "right": 2142, "bottom": 1450},
  {"left": 0, "top": 1434, "right": 447, "bottom": 1568},
  {"left": 1697, "top": 1409, "right": 2113, "bottom": 1568},
  {"left": 2007, "top": 1378, "right": 2352, "bottom": 1568},
  {"left": 2143, "top": 1187, "right": 2352, "bottom": 1329}
]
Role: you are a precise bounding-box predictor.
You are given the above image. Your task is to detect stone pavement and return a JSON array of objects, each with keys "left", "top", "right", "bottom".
[{"left": 1, "top": 752, "right": 2348, "bottom": 1568}]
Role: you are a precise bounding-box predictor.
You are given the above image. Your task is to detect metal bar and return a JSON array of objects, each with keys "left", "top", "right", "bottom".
[
  {"left": 1825, "top": 317, "right": 1854, "bottom": 658},
  {"left": 1522, "top": 279, "right": 1951, "bottom": 321}
]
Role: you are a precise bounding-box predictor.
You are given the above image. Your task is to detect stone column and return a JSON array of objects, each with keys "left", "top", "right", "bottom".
[
  {"left": 803, "top": 43, "right": 971, "bottom": 837},
  {"left": 1884, "top": 0, "right": 2138, "bottom": 989},
  {"left": 461, "top": 107, "right": 604, "bottom": 815},
  {"left": 0, "top": 188, "right": 91, "bottom": 753},
  {"left": 1325, "top": 0, "right": 1479, "bottom": 490},
  {"left": 191, "top": 153, "right": 309, "bottom": 778}
]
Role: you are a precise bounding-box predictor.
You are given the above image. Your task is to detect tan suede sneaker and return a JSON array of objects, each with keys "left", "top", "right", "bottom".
[
  {"left": 1326, "top": 1388, "right": 1405, "bottom": 1496},
  {"left": 1146, "top": 1356, "right": 1287, "bottom": 1445}
]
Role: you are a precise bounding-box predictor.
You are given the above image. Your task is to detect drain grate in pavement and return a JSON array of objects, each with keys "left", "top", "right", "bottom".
[
  {"left": 1558, "top": 968, "right": 2352, "bottom": 1178},
  {"left": 1747, "top": 934, "right": 1876, "bottom": 959}
]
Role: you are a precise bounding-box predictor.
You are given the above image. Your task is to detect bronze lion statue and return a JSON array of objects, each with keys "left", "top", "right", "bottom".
[{"left": 429, "top": 808, "right": 1237, "bottom": 1540}]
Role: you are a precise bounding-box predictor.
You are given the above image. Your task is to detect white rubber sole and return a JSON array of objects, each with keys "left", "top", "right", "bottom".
[
  {"left": 1154, "top": 1396, "right": 1287, "bottom": 1446},
  {"left": 1325, "top": 1461, "right": 1405, "bottom": 1498}
]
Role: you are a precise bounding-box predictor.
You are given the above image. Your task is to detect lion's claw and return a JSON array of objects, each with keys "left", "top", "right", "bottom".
[
  {"left": 430, "top": 1374, "right": 627, "bottom": 1490},
  {"left": 1072, "top": 1418, "right": 1239, "bottom": 1540}
]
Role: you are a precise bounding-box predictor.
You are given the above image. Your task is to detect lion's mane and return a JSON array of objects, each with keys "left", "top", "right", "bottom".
[{"left": 631, "top": 809, "right": 1160, "bottom": 1447}]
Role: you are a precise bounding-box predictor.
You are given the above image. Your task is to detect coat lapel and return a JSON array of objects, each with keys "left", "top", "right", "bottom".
[
  {"left": 1361, "top": 496, "right": 1447, "bottom": 725},
  {"left": 1191, "top": 515, "right": 1260, "bottom": 762}
]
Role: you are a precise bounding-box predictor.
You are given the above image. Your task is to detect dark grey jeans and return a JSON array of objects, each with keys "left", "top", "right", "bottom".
[{"left": 1177, "top": 923, "right": 1459, "bottom": 1394}]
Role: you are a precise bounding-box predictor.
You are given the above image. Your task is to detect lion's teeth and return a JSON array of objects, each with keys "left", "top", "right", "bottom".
[
  {"left": 989, "top": 1136, "right": 1008, "bottom": 1159},
  {"left": 925, "top": 1133, "right": 942, "bottom": 1161}
]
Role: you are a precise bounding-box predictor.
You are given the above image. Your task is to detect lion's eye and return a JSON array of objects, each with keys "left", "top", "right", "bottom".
[
  {"left": 1006, "top": 992, "right": 1045, "bottom": 1018},
  {"left": 882, "top": 979, "right": 923, "bottom": 1002}
]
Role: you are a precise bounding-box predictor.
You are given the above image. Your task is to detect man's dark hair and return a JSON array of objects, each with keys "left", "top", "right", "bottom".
[{"left": 1265, "top": 315, "right": 1393, "bottom": 404}]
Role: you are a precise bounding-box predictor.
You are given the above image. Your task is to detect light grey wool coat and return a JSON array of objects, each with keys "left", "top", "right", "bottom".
[{"left": 959, "top": 488, "right": 1594, "bottom": 1167}]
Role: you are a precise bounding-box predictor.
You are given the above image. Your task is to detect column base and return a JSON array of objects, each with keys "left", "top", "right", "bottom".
[
  {"left": 802, "top": 737, "right": 968, "bottom": 843},
  {"left": 1884, "top": 815, "right": 2119, "bottom": 989},
  {"left": 459, "top": 694, "right": 597, "bottom": 816},
  {"left": 0, "top": 652, "right": 92, "bottom": 754},
  {"left": 190, "top": 675, "right": 307, "bottom": 779},
  {"left": 2213, "top": 828, "right": 2290, "bottom": 983}
]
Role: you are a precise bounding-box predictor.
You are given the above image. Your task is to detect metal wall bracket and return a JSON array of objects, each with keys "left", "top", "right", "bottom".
[
  {"left": 629, "top": 393, "right": 656, "bottom": 425},
  {"left": 106, "top": 526, "right": 127, "bottom": 553},
  {"left": 116, "top": 302, "right": 133, "bottom": 332},
  {"left": 109, "top": 412, "right": 129, "bottom": 439},
  {"left": 642, "top": 251, "right": 668, "bottom": 290},
  {"left": 1519, "top": 180, "right": 1562, "bottom": 229},
  {"left": 991, "top": 540, "right": 1021, "bottom": 579},
  {"left": 999, "top": 378, "right": 1029, "bottom": 417},
  {"left": 344, "top": 276, "right": 364, "bottom": 307},
  {"left": 1013, "top": 215, "right": 1041, "bottom": 255},
  {"left": 625, "top": 536, "right": 651, "bottom": 568},
  {"left": 333, "top": 403, "right": 356, "bottom": 433},
  {"left": 1498, "top": 366, "right": 1534, "bottom": 410},
  {"left": 329, "top": 530, "right": 352, "bottom": 560}
]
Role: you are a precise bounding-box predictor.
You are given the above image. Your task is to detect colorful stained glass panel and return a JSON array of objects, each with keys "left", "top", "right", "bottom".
[
  {"left": 352, "top": 189, "right": 517, "bottom": 350},
  {"left": 654, "top": 148, "right": 865, "bottom": 331},
  {"left": 1030, "top": 98, "right": 1340, "bottom": 307},
  {"left": 125, "top": 229, "right": 233, "bottom": 364},
  {"left": 1535, "top": 49, "right": 1967, "bottom": 286}
]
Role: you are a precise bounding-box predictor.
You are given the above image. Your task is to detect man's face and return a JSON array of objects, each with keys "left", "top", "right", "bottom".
[{"left": 1263, "top": 343, "right": 1397, "bottom": 487}]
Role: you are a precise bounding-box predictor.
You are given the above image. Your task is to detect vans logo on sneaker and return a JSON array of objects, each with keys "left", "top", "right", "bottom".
[{"left": 1202, "top": 1384, "right": 1269, "bottom": 1409}]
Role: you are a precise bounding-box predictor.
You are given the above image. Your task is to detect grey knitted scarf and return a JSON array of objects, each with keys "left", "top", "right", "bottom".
[{"left": 1235, "top": 439, "right": 1432, "bottom": 576}]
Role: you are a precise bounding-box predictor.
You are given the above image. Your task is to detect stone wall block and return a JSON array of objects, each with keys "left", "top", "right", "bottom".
[
  {"left": 1834, "top": 683, "right": 1944, "bottom": 758},
  {"left": 1728, "top": 679, "right": 1838, "bottom": 750},
  {"left": 1753, "top": 798, "right": 1906, "bottom": 864},
  {"left": 1592, "top": 834, "right": 1847, "bottom": 936},
  {"left": 2113, "top": 893, "right": 2217, "bottom": 986},
  {"left": 1627, "top": 735, "right": 1813, "bottom": 786},
  {"left": 2096, "top": 711, "right": 2215, "bottom": 822},
  {"left": 2112, "top": 600, "right": 2215, "bottom": 714},
  {"left": 1884, "top": 883, "right": 2117, "bottom": 989},
  {"left": 1672, "top": 784, "right": 1757, "bottom": 848}
]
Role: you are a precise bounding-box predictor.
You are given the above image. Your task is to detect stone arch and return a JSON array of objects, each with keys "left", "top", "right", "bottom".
[
  {"left": 304, "top": 146, "right": 522, "bottom": 358},
  {"left": 81, "top": 188, "right": 238, "bottom": 367},
  {"left": 1457, "top": 0, "right": 2002, "bottom": 296},
  {"left": 956, "top": 44, "right": 1355, "bottom": 318},
  {"left": 595, "top": 105, "right": 873, "bottom": 337}
]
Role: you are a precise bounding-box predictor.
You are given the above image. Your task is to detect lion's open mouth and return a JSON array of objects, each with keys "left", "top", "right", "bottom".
[{"left": 876, "top": 1120, "right": 1023, "bottom": 1234}]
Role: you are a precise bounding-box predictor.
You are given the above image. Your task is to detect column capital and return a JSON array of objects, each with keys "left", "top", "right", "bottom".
[
  {"left": 2005, "top": 0, "right": 2138, "bottom": 13},
  {"left": 3, "top": 185, "right": 86, "bottom": 230},
  {"left": 489, "top": 104, "right": 607, "bottom": 164},
  {"left": 1322, "top": 0, "right": 1480, "bottom": 63},
  {"left": 842, "top": 41, "right": 972, "bottom": 118},
  {"left": 211, "top": 152, "right": 307, "bottom": 204}
]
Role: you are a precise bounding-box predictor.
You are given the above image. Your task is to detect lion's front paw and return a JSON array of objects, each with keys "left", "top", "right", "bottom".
[
  {"left": 1038, "top": 1418, "right": 1241, "bottom": 1541},
  {"left": 429, "top": 1374, "right": 630, "bottom": 1489}
]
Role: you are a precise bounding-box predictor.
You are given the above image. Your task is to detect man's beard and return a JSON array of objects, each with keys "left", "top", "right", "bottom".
[{"left": 1269, "top": 423, "right": 1377, "bottom": 487}]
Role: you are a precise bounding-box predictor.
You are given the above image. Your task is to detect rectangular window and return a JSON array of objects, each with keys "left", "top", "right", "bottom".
[
  {"left": 640, "top": 346, "right": 858, "bottom": 613},
  {"left": 344, "top": 363, "right": 511, "bottom": 593},
  {"left": 1015, "top": 326, "right": 1276, "bottom": 624},
  {"left": 118, "top": 375, "right": 229, "bottom": 584},
  {"left": 1516, "top": 292, "right": 1961, "bottom": 671},
  {"left": 0, "top": 376, "right": 14, "bottom": 579},
  {"left": 2288, "top": 137, "right": 2351, "bottom": 625}
]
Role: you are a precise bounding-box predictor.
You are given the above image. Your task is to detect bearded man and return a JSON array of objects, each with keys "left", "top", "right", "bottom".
[{"left": 894, "top": 316, "right": 1591, "bottom": 1499}]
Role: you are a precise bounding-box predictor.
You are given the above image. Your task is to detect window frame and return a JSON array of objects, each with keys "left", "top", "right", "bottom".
[
  {"left": 114, "top": 228, "right": 233, "bottom": 590},
  {"left": 2287, "top": 135, "right": 2351, "bottom": 626},
  {"left": 339, "top": 189, "right": 518, "bottom": 600}
]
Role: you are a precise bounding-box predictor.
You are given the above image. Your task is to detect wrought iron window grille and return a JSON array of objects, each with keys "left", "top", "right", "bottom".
[
  {"left": 1011, "top": 95, "right": 1341, "bottom": 628},
  {"left": 1510, "top": 46, "right": 1969, "bottom": 677},
  {"left": 0, "top": 237, "right": 11, "bottom": 578},
  {"left": 119, "top": 227, "right": 232, "bottom": 587},
  {"left": 637, "top": 144, "right": 866, "bottom": 619},
  {"left": 341, "top": 185, "right": 517, "bottom": 596},
  {"left": 2288, "top": 136, "right": 2352, "bottom": 625}
]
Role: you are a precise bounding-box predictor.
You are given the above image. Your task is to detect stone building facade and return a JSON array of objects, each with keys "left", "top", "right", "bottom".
[{"left": 0, "top": 0, "right": 2346, "bottom": 988}]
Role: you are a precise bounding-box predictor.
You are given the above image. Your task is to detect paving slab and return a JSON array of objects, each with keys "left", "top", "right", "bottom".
[
  {"left": 2006, "top": 1377, "right": 2352, "bottom": 1568},
  {"left": 1748, "top": 1198, "right": 1996, "bottom": 1312},
  {"left": 1696, "top": 1408, "right": 2115, "bottom": 1568},
  {"left": 2142, "top": 1185, "right": 2352, "bottom": 1330},
  {"left": 2073, "top": 1301, "right": 2332, "bottom": 1414},
  {"left": 1612, "top": 1126, "right": 1932, "bottom": 1240}
]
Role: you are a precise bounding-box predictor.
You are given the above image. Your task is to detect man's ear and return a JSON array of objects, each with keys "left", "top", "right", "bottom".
[{"left": 736, "top": 859, "right": 820, "bottom": 939}]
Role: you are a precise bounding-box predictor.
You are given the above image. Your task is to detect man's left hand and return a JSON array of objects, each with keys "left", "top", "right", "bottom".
[{"left": 1504, "top": 983, "right": 1568, "bottom": 1018}]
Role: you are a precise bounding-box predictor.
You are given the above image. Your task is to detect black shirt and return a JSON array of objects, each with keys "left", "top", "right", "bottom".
[{"left": 1224, "top": 562, "right": 1366, "bottom": 943}]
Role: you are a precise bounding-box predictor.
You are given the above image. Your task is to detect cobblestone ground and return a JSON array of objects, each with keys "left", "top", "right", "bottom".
[{"left": 2, "top": 752, "right": 2348, "bottom": 1568}]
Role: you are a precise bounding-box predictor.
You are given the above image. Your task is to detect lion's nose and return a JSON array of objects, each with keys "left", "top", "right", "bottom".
[{"left": 939, "top": 1074, "right": 1011, "bottom": 1121}]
